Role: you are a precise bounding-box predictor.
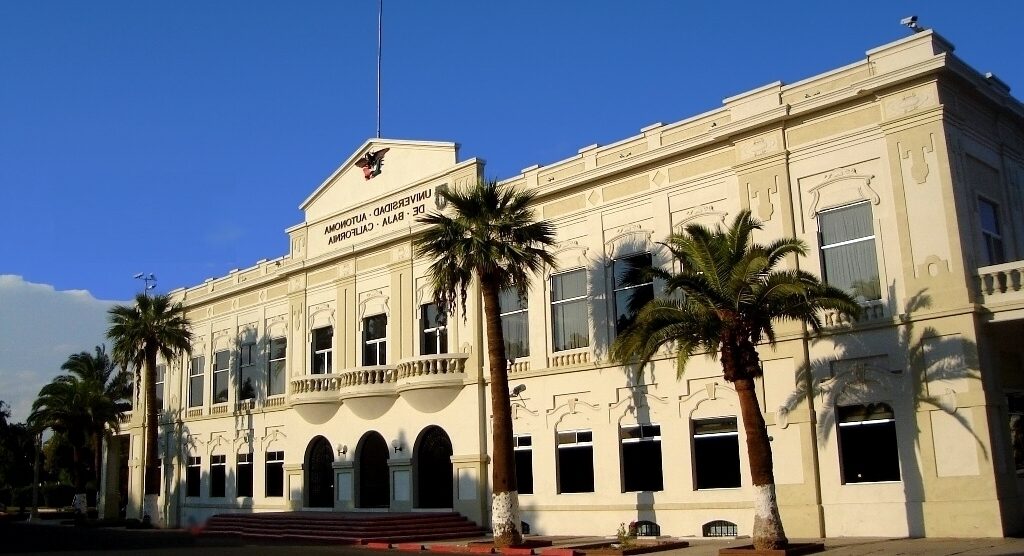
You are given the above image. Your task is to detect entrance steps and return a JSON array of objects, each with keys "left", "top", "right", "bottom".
[{"left": 201, "top": 511, "right": 486, "bottom": 544}]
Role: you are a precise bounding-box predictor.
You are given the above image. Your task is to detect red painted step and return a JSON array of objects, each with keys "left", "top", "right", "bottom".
[{"left": 200, "top": 511, "right": 486, "bottom": 544}]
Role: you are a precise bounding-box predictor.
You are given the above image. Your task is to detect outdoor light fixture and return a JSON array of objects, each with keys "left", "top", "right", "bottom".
[
  {"left": 511, "top": 384, "right": 527, "bottom": 397},
  {"left": 900, "top": 15, "right": 924, "bottom": 33},
  {"left": 134, "top": 272, "right": 157, "bottom": 294},
  {"left": 392, "top": 440, "right": 403, "bottom": 453},
  {"left": 337, "top": 444, "right": 347, "bottom": 457}
]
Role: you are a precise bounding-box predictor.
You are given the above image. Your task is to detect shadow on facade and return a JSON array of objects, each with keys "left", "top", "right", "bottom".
[{"left": 780, "top": 290, "right": 984, "bottom": 537}]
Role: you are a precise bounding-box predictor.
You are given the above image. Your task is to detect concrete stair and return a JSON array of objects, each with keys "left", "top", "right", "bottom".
[{"left": 201, "top": 511, "right": 486, "bottom": 544}]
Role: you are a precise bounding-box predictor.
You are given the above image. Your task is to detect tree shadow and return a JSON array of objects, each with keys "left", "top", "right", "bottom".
[{"left": 778, "top": 289, "right": 985, "bottom": 536}]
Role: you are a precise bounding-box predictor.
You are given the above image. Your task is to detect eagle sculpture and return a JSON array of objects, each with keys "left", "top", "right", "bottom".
[{"left": 355, "top": 148, "right": 390, "bottom": 180}]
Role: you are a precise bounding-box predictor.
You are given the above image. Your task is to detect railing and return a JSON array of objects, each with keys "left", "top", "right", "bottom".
[
  {"left": 339, "top": 366, "right": 397, "bottom": 386},
  {"left": 266, "top": 395, "right": 286, "bottom": 408},
  {"left": 118, "top": 411, "right": 132, "bottom": 424},
  {"left": 977, "top": 261, "right": 1024, "bottom": 305},
  {"left": 549, "top": 350, "right": 590, "bottom": 368},
  {"left": 235, "top": 399, "right": 256, "bottom": 412},
  {"left": 186, "top": 407, "right": 203, "bottom": 419},
  {"left": 396, "top": 353, "right": 468, "bottom": 379},
  {"left": 210, "top": 404, "right": 228, "bottom": 415},
  {"left": 291, "top": 374, "right": 343, "bottom": 395},
  {"left": 509, "top": 360, "right": 530, "bottom": 374},
  {"left": 824, "top": 299, "right": 887, "bottom": 327}
]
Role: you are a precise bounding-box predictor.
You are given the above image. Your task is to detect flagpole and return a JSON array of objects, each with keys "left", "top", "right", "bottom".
[{"left": 376, "top": 0, "right": 382, "bottom": 139}]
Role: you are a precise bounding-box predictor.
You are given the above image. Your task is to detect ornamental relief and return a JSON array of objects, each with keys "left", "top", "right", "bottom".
[
  {"left": 672, "top": 204, "right": 728, "bottom": 232},
  {"left": 883, "top": 88, "right": 937, "bottom": 120},
  {"left": 307, "top": 303, "right": 335, "bottom": 330},
  {"left": 805, "top": 167, "right": 880, "bottom": 218},
  {"left": 549, "top": 238, "right": 590, "bottom": 270},
  {"left": 358, "top": 289, "right": 390, "bottom": 319},
  {"left": 603, "top": 223, "right": 653, "bottom": 259}
]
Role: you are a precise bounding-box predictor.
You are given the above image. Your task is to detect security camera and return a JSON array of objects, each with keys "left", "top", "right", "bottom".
[
  {"left": 900, "top": 15, "right": 923, "bottom": 32},
  {"left": 511, "top": 384, "right": 526, "bottom": 397}
]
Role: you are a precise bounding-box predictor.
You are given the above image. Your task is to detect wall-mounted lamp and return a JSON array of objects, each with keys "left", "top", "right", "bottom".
[
  {"left": 392, "top": 440, "right": 403, "bottom": 453},
  {"left": 337, "top": 444, "right": 347, "bottom": 457},
  {"left": 511, "top": 384, "right": 526, "bottom": 397}
]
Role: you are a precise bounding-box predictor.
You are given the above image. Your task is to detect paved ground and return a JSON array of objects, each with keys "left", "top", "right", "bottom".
[{"left": 2, "top": 521, "right": 1023, "bottom": 555}]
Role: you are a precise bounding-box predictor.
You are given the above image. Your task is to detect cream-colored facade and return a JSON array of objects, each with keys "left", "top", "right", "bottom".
[{"left": 101, "top": 31, "right": 1024, "bottom": 539}]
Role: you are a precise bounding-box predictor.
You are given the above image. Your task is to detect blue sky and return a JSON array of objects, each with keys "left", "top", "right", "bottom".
[{"left": 1, "top": 1, "right": 1022, "bottom": 419}]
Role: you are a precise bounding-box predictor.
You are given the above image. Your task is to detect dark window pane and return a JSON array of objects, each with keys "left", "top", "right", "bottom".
[
  {"left": 237, "top": 454, "right": 253, "bottom": 497},
  {"left": 313, "top": 327, "right": 333, "bottom": 351},
  {"left": 189, "top": 375, "right": 203, "bottom": 407},
  {"left": 186, "top": 458, "right": 200, "bottom": 497},
  {"left": 693, "top": 418, "right": 740, "bottom": 489},
  {"left": 365, "top": 315, "right": 387, "bottom": 340},
  {"left": 213, "top": 369, "right": 228, "bottom": 404},
  {"left": 838, "top": 403, "right": 900, "bottom": 483},
  {"left": 552, "top": 270, "right": 587, "bottom": 301},
  {"left": 266, "top": 461, "right": 284, "bottom": 497},
  {"left": 499, "top": 288, "right": 528, "bottom": 313},
  {"left": 269, "top": 359, "right": 286, "bottom": 396},
  {"left": 623, "top": 440, "right": 664, "bottom": 492},
  {"left": 270, "top": 337, "right": 287, "bottom": 361},
  {"left": 515, "top": 449, "right": 534, "bottom": 495},
  {"left": 557, "top": 446, "right": 594, "bottom": 493},
  {"left": 214, "top": 350, "right": 230, "bottom": 372},
  {"left": 211, "top": 458, "right": 226, "bottom": 498}
]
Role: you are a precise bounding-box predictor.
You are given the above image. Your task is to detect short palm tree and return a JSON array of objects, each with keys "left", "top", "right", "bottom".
[
  {"left": 611, "top": 210, "right": 860, "bottom": 550},
  {"left": 108, "top": 293, "right": 192, "bottom": 502},
  {"left": 416, "top": 179, "right": 556, "bottom": 547},
  {"left": 29, "top": 378, "right": 89, "bottom": 490}
]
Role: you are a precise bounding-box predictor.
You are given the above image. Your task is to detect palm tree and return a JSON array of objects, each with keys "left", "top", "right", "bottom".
[
  {"left": 29, "top": 346, "right": 131, "bottom": 500},
  {"left": 416, "top": 179, "right": 556, "bottom": 547},
  {"left": 611, "top": 210, "right": 860, "bottom": 551},
  {"left": 108, "top": 293, "right": 192, "bottom": 508}
]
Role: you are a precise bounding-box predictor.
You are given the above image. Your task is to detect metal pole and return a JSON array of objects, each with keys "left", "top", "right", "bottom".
[{"left": 376, "top": 0, "right": 382, "bottom": 138}]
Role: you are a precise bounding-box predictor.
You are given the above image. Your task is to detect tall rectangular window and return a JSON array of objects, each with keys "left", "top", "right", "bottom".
[
  {"left": 500, "top": 289, "right": 529, "bottom": 359},
  {"left": 236, "top": 453, "right": 253, "bottom": 497},
  {"left": 238, "top": 342, "right": 257, "bottom": 401},
  {"left": 979, "top": 198, "right": 1006, "bottom": 266},
  {"left": 838, "top": 403, "right": 900, "bottom": 483},
  {"left": 819, "top": 202, "right": 881, "bottom": 302},
  {"left": 621, "top": 424, "right": 663, "bottom": 492},
  {"left": 693, "top": 417, "right": 741, "bottom": 489},
  {"left": 613, "top": 253, "right": 655, "bottom": 335},
  {"left": 363, "top": 314, "right": 387, "bottom": 365},
  {"left": 268, "top": 337, "right": 287, "bottom": 396},
  {"left": 155, "top": 364, "right": 166, "bottom": 409},
  {"left": 212, "top": 350, "right": 229, "bottom": 404},
  {"left": 311, "top": 326, "right": 333, "bottom": 374},
  {"left": 513, "top": 435, "right": 534, "bottom": 495},
  {"left": 1008, "top": 394, "right": 1024, "bottom": 475},
  {"left": 556, "top": 429, "right": 594, "bottom": 493},
  {"left": 210, "top": 454, "right": 226, "bottom": 497},
  {"left": 188, "top": 356, "right": 204, "bottom": 408},
  {"left": 551, "top": 270, "right": 589, "bottom": 352},
  {"left": 265, "top": 450, "right": 285, "bottom": 497},
  {"left": 420, "top": 303, "right": 448, "bottom": 355},
  {"left": 186, "top": 456, "right": 201, "bottom": 497}
]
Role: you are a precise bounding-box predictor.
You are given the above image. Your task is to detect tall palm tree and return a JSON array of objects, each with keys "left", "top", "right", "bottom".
[
  {"left": 611, "top": 210, "right": 860, "bottom": 551},
  {"left": 29, "top": 346, "right": 131, "bottom": 501},
  {"left": 416, "top": 180, "right": 556, "bottom": 547},
  {"left": 108, "top": 293, "right": 192, "bottom": 505}
]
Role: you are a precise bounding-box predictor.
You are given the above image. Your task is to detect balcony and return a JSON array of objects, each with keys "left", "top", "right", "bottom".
[
  {"left": 977, "top": 261, "right": 1024, "bottom": 321},
  {"left": 288, "top": 353, "right": 471, "bottom": 416}
]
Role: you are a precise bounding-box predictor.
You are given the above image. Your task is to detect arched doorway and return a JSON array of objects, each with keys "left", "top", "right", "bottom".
[
  {"left": 305, "top": 436, "right": 334, "bottom": 508},
  {"left": 414, "top": 425, "right": 453, "bottom": 508},
  {"left": 357, "top": 431, "right": 390, "bottom": 508}
]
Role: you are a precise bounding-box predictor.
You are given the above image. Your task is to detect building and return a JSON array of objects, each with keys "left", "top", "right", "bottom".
[{"left": 100, "top": 30, "right": 1024, "bottom": 538}]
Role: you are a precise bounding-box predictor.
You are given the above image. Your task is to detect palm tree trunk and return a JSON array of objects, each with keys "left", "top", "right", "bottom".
[
  {"left": 143, "top": 346, "right": 159, "bottom": 500},
  {"left": 94, "top": 431, "right": 104, "bottom": 493},
  {"left": 735, "top": 376, "right": 788, "bottom": 550},
  {"left": 480, "top": 279, "right": 522, "bottom": 547}
]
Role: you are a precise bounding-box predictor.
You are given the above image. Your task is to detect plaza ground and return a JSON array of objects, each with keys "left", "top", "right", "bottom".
[{"left": 2, "top": 521, "right": 1023, "bottom": 555}]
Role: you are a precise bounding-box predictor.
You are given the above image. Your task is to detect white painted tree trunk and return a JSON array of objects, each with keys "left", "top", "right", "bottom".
[
  {"left": 752, "top": 483, "right": 787, "bottom": 550},
  {"left": 491, "top": 490, "right": 522, "bottom": 544}
]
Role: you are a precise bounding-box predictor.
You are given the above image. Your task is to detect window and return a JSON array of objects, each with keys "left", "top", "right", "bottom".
[
  {"left": 703, "top": 520, "right": 738, "bottom": 537},
  {"left": 551, "top": 270, "right": 589, "bottom": 352},
  {"left": 210, "top": 454, "right": 226, "bottom": 497},
  {"left": 621, "top": 424, "right": 663, "bottom": 492},
  {"left": 311, "top": 327, "right": 333, "bottom": 374},
  {"left": 363, "top": 314, "right": 387, "bottom": 365},
  {"left": 212, "top": 350, "right": 229, "bottom": 404},
  {"left": 186, "top": 456, "right": 201, "bottom": 497},
  {"left": 155, "top": 364, "right": 166, "bottom": 409},
  {"left": 613, "top": 253, "right": 655, "bottom": 335},
  {"left": 188, "top": 356, "right": 204, "bottom": 408},
  {"left": 239, "top": 342, "right": 257, "bottom": 400},
  {"left": 818, "top": 202, "right": 881, "bottom": 302},
  {"left": 979, "top": 198, "right": 1006, "bottom": 266},
  {"left": 420, "top": 303, "right": 448, "bottom": 355},
  {"left": 556, "top": 429, "right": 594, "bottom": 493},
  {"left": 268, "top": 337, "right": 287, "bottom": 396},
  {"left": 500, "top": 289, "right": 529, "bottom": 359},
  {"left": 693, "top": 417, "right": 741, "bottom": 489},
  {"left": 266, "top": 450, "right": 285, "bottom": 497},
  {"left": 513, "top": 435, "right": 533, "bottom": 495},
  {"left": 237, "top": 453, "right": 253, "bottom": 497},
  {"left": 838, "top": 403, "right": 900, "bottom": 483}
]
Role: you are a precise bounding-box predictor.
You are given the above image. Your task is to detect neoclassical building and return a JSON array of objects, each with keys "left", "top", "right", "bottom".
[{"left": 101, "top": 30, "right": 1024, "bottom": 539}]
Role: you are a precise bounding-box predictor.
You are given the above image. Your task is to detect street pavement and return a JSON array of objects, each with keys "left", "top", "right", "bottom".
[{"left": 2, "top": 521, "right": 1023, "bottom": 555}]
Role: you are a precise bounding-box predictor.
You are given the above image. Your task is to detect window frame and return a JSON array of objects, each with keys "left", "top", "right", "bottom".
[
  {"left": 236, "top": 452, "right": 253, "bottom": 498},
  {"left": 268, "top": 336, "right": 287, "bottom": 397},
  {"left": 212, "top": 349, "right": 230, "bottom": 405},
  {"left": 238, "top": 341, "right": 258, "bottom": 401},
  {"left": 513, "top": 434, "right": 534, "bottom": 495},
  {"left": 978, "top": 196, "right": 1006, "bottom": 266},
  {"left": 188, "top": 355, "right": 204, "bottom": 408},
  {"left": 185, "top": 456, "right": 201, "bottom": 498},
  {"left": 692, "top": 416, "right": 741, "bottom": 490},
  {"left": 210, "top": 454, "right": 227, "bottom": 498},
  {"left": 154, "top": 364, "right": 166, "bottom": 410},
  {"left": 420, "top": 302, "right": 448, "bottom": 356},
  {"left": 620, "top": 423, "right": 664, "bottom": 492},
  {"left": 265, "top": 450, "right": 285, "bottom": 498},
  {"left": 817, "top": 201, "right": 881, "bottom": 302},
  {"left": 499, "top": 288, "right": 530, "bottom": 359},
  {"left": 550, "top": 269, "right": 590, "bottom": 353},
  {"left": 837, "top": 403, "right": 901, "bottom": 484},
  {"left": 556, "top": 429, "right": 595, "bottom": 494},
  {"left": 612, "top": 252, "right": 655, "bottom": 336},
  {"left": 311, "top": 326, "right": 333, "bottom": 375},
  {"left": 362, "top": 314, "right": 388, "bottom": 366}
]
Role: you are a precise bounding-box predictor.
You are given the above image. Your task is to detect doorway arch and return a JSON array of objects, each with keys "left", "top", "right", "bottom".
[
  {"left": 356, "top": 431, "right": 390, "bottom": 508},
  {"left": 414, "top": 425, "right": 453, "bottom": 508},
  {"left": 305, "top": 436, "right": 335, "bottom": 508}
]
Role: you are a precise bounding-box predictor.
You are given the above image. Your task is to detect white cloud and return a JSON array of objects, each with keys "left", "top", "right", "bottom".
[{"left": 0, "top": 275, "right": 125, "bottom": 423}]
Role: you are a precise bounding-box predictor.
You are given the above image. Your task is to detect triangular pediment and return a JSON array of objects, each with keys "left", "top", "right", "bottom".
[{"left": 300, "top": 138, "right": 459, "bottom": 222}]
